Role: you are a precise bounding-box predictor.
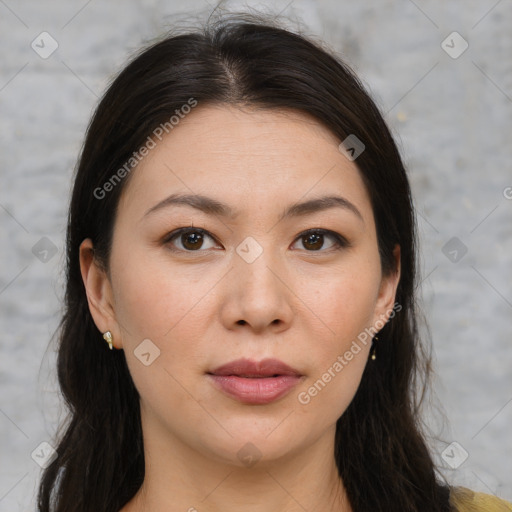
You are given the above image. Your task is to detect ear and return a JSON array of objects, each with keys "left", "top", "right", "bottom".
[
  {"left": 373, "top": 244, "right": 401, "bottom": 327},
  {"left": 79, "top": 238, "right": 122, "bottom": 349}
]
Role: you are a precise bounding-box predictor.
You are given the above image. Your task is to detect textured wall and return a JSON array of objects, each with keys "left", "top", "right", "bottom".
[{"left": 1, "top": 1, "right": 511, "bottom": 510}]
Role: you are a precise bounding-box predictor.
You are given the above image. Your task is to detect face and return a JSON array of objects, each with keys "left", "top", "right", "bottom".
[{"left": 81, "top": 104, "right": 400, "bottom": 469}]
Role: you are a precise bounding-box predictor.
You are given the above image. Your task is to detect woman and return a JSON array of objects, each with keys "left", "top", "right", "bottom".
[{"left": 37, "top": 11, "right": 511, "bottom": 512}]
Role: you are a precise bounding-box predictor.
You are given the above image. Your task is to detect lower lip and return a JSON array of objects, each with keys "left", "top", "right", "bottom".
[{"left": 208, "top": 374, "right": 302, "bottom": 405}]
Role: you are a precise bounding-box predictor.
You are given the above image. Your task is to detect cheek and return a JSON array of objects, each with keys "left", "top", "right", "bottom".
[
  {"left": 294, "top": 263, "right": 379, "bottom": 420},
  {"left": 296, "top": 348, "right": 368, "bottom": 427},
  {"left": 308, "top": 261, "right": 380, "bottom": 342},
  {"left": 109, "top": 248, "right": 214, "bottom": 428},
  {"left": 110, "top": 243, "right": 216, "bottom": 342},
  {"left": 109, "top": 241, "right": 220, "bottom": 401}
]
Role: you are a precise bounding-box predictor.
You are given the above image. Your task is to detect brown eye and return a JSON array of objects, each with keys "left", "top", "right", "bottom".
[
  {"left": 181, "top": 231, "right": 204, "bottom": 250},
  {"left": 292, "top": 229, "right": 349, "bottom": 252},
  {"left": 302, "top": 232, "right": 324, "bottom": 250},
  {"left": 164, "top": 227, "right": 348, "bottom": 254},
  {"left": 165, "top": 228, "right": 218, "bottom": 252}
]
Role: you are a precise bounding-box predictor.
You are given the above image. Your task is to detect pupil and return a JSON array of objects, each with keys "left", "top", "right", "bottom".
[
  {"left": 183, "top": 232, "right": 203, "bottom": 250},
  {"left": 304, "top": 233, "right": 322, "bottom": 250}
]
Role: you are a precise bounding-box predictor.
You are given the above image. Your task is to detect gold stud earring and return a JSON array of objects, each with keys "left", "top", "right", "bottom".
[
  {"left": 103, "top": 331, "right": 113, "bottom": 350},
  {"left": 371, "top": 335, "right": 379, "bottom": 361}
]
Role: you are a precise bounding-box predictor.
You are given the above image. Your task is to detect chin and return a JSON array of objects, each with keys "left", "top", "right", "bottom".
[{"left": 196, "top": 420, "right": 306, "bottom": 469}]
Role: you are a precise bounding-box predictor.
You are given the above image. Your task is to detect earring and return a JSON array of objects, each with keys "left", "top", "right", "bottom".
[
  {"left": 371, "top": 335, "right": 379, "bottom": 360},
  {"left": 103, "top": 331, "right": 113, "bottom": 350}
]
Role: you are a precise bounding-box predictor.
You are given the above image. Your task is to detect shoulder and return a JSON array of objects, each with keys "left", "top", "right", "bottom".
[{"left": 450, "top": 486, "right": 512, "bottom": 511}]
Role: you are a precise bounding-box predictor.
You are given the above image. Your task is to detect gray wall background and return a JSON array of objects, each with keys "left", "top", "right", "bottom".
[{"left": 1, "top": 0, "right": 511, "bottom": 510}]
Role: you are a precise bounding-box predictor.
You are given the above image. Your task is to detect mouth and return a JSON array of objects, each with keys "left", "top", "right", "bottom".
[{"left": 207, "top": 358, "right": 304, "bottom": 405}]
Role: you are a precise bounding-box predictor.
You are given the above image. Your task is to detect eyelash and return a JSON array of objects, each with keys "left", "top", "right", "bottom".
[{"left": 162, "top": 226, "right": 350, "bottom": 254}]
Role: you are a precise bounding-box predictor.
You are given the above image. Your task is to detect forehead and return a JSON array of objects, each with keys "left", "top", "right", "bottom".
[{"left": 118, "top": 104, "right": 373, "bottom": 223}]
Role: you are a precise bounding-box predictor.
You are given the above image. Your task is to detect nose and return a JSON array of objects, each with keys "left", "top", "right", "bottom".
[{"left": 220, "top": 246, "right": 294, "bottom": 334}]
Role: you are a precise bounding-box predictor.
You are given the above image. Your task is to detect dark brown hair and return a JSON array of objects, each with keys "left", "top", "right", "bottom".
[{"left": 38, "top": 10, "right": 452, "bottom": 512}]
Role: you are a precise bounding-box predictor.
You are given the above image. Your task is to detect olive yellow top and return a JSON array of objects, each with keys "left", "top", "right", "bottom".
[{"left": 450, "top": 487, "right": 512, "bottom": 511}]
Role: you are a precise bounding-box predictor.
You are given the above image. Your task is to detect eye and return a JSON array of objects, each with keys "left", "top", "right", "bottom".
[
  {"left": 291, "top": 228, "right": 349, "bottom": 252},
  {"left": 164, "top": 227, "right": 219, "bottom": 252},
  {"left": 163, "top": 227, "right": 349, "bottom": 253}
]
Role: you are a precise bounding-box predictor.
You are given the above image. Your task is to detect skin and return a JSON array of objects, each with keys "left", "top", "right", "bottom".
[{"left": 80, "top": 104, "right": 400, "bottom": 512}]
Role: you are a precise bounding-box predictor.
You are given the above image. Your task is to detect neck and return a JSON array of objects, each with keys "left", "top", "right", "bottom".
[{"left": 122, "top": 419, "right": 352, "bottom": 512}]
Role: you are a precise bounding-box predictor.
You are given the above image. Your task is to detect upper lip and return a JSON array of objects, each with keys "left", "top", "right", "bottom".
[{"left": 208, "top": 358, "right": 302, "bottom": 377}]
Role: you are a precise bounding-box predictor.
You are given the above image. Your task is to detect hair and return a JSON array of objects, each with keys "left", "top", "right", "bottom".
[{"left": 38, "top": 9, "right": 453, "bottom": 512}]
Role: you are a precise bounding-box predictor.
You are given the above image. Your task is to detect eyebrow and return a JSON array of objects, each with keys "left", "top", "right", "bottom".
[{"left": 143, "top": 193, "right": 364, "bottom": 224}]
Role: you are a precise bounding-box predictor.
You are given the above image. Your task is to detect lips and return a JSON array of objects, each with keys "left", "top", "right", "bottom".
[
  {"left": 207, "top": 358, "right": 303, "bottom": 405},
  {"left": 209, "top": 358, "right": 302, "bottom": 378}
]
